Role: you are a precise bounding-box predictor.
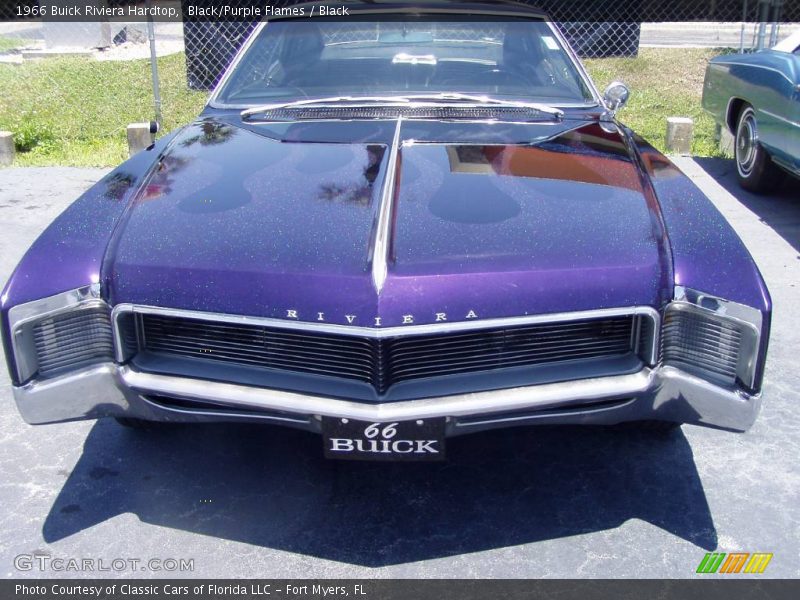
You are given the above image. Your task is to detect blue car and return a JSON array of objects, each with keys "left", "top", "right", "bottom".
[{"left": 702, "top": 30, "right": 800, "bottom": 193}]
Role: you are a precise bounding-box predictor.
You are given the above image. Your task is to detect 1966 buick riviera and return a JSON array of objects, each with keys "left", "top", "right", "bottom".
[{"left": 1, "top": 1, "right": 771, "bottom": 460}]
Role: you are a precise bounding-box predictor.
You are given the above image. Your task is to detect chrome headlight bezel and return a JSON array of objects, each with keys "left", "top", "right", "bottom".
[
  {"left": 663, "top": 286, "right": 766, "bottom": 392},
  {"left": 7, "top": 285, "right": 114, "bottom": 385}
]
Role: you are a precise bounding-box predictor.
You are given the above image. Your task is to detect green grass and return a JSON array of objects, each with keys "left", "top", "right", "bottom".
[
  {"left": 0, "top": 48, "right": 723, "bottom": 167},
  {"left": 585, "top": 47, "right": 723, "bottom": 157},
  {"left": 0, "top": 53, "right": 207, "bottom": 166},
  {"left": 0, "top": 37, "right": 32, "bottom": 52}
]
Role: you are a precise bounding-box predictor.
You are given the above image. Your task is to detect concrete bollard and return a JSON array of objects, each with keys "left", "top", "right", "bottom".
[
  {"left": 719, "top": 126, "right": 735, "bottom": 158},
  {"left": 713, "top": 123, "right": 735, "bottom": 157},
  {"left": 665, "top": 117, "right": 694, "bottom": 156},
  {"left": 0, "top": 131, "right": 15, "bottom": 167},
  {"left": 126, "top": 123, "right": 155, "bottom": 156}
]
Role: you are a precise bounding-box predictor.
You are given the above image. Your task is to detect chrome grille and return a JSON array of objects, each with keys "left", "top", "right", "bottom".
[
  {"left": 382, "top": 319, "right": 634, "bottom": 383},
  {"left": 661, "top": 307, "right": 742, "bottom": 386},
  {"left": 130, "top": 312, "right": 647, "bottom": 396},
  {"left": 142, "top": 315, "right": 376, "bottom": 382},
  {"left": 32, "top": 307, "right": 114, "bottom": 378}
]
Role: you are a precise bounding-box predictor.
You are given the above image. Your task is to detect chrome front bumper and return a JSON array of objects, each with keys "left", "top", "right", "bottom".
[{"left": 11, "top": 363, "right": 761, "bottom": 434}]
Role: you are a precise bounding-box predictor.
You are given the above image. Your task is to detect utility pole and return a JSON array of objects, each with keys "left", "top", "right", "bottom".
[{"left": 146, "top": 0, "right": 163, "bottom": 124}]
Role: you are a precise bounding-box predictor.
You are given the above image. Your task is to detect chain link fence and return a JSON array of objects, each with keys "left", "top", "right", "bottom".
[
  {"left": 177, "top": 0, "right": 799, "bottom": 89},
  {"left": 0, "top": 0, "right": 798, "bottom": 163},
  {"left": 2, "top": 1, "right": 798, "bottom": 88}
]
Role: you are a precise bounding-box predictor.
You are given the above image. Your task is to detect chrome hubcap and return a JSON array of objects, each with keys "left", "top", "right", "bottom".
[{"left": 736, "top": 113, "right": 758, "bottom": 177}]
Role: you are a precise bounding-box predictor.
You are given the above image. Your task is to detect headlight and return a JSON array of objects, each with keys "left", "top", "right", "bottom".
[
  {"left": 7, "top": 285, "right": 114, "bottom": 384},
  {"left": 661, "top": 286, "right": 764, "bottom": 392}
]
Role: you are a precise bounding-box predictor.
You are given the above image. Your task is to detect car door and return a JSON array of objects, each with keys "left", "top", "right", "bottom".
[
  {"left": 788, "top": 47, "right": 800, "bottom": 170},
  {"left": 754, "top": 47, "right": 800, "bottom": 170}
]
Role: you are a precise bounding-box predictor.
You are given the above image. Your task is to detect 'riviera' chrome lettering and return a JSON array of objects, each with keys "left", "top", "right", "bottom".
[{"left": 276, "top": 310, "right": 479, "bottom": 326}]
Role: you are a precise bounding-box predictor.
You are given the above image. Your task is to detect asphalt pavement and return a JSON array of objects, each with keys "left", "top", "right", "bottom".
[{"left": 0, "top": 160, "right": 798, "bottom": 578}]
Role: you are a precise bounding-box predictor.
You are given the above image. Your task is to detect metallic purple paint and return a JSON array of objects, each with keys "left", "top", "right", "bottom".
[
  {"left": 0, "top": 115, "right": 769, "bottom": 341},
  {"left": 0, "top": 135, "right": 177, "bottom": 381},
  {"left": 632, "top": 135, "right": 771, "bottom": 314},
  {"left": 97, "top": 117, "right": 676, "bottom": 327},
  {"left": 0, "top": 133, "right": 179, "bottom": 313}
]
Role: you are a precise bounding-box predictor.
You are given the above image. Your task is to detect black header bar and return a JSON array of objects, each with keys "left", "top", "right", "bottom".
[
  {"left": 1, "top": 0, "right": 799, "bottom": 23},
  {"left": 3, "top": 580, "right": 800, "bottom": 600}
]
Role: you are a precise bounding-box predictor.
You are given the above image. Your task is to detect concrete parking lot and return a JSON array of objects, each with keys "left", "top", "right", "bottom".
[{"left": 0, "top": 160, "right": 798, "bottom": 578}]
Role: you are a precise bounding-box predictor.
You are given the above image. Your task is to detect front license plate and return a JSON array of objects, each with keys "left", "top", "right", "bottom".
[{"left": 322, "top": 417, "right": 446, "bottom": 461}]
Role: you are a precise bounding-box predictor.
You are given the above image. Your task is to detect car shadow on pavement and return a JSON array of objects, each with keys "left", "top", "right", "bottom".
[
  {"left": 694, "top": 157, "right": 800, "bottom": 253},
  {"left": 42, "top": 419, "right": 717, "bottom": 566}
]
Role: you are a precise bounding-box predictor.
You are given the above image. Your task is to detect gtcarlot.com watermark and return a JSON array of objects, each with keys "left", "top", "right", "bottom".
[{"left": 14, "top": 553, "right": 194, "bottom": 573}]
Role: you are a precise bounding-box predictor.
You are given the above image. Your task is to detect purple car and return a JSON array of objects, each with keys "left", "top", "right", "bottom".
[{"left": 1, "top": 2, "right": 771, "bottom": 461}]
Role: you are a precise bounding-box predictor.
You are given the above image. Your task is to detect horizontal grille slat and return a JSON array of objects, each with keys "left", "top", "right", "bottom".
[
  {"left": 147, "top": 347, "right": 374, "bottom": 381},
  {"left": 391, "top": 334, "right": 633, "bottom": 361},
  {"left": 661, "top": 329, "right": 742, "bottom": 352},
  {"left": 143, "top": 332, "right": 377, "bottom": 358},
  {"left": 38, "top": 348, "right": 114, "bottom": 372},
  {"left": 390, "top": 347, "right": 633, "bottom": 379},
  {"left": 37, "top": 341, "right": 114, "bottom": 358},
  {"left": 664, "top": 339, "right": 742, "bottom": 357},
  {"left": 663, "top": 321, "right": 743, "bottom": 338},
  {"left": 142, "top": 329, "right": 370, "bottom": 353},
  {"left": 33, "top": 307, "right": 113, "bottom": 378},
  {"left": 384, "top": 333, "right": 630, "bottom": 365},
  {"left": 391, "top": 346, "right": 625, "bottom": 377},
  {"left": 145, "top": 342, "right": 376, "bottom": 374},
  {"left": 32, "top": 320, "right": 110, "bottom": 339},
  {"left": 389, "top": 329, "right": 633, "bottom": 356},
  {"left": 661, "top": 308, "right": 742, "bottom": 385},
  {"left": 389, "top": 320, "right": 633, "bottom": 345},
  {"left": 130, "top": 311, "right": 644, "bottom": 395},
  {"left": 148, "top": 339, "right": 372, "bottom": 366}
]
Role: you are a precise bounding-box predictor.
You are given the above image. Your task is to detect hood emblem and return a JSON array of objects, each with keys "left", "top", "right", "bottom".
[{"left": 285, "top": 309, "right": 479, "bottom": 327}]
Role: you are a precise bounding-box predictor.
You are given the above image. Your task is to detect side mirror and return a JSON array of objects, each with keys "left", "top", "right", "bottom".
[{"left": 603, "top": 82, "right": 630, "bottom": 112}]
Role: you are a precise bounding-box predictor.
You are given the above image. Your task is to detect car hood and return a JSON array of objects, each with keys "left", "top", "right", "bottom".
[{"left": 104, "top": 116, "right": 672, "bottom": 327}]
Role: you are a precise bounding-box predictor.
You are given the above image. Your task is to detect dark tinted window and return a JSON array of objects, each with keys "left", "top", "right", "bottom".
[{"left": 217, "top": 20, "right": 593, "bottom": 105}]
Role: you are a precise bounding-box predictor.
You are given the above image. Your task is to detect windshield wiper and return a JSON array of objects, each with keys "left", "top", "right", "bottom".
[{"left": 241, "top": 93, "right": 564, "bottom": 121}]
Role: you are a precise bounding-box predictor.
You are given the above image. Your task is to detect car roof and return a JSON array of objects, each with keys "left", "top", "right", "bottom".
[
  {"left": 264, "top": 0, "right": 549, "bottom": 20},
  {"left": 772, "top": 28, "right": 800, "bottom": 53}
]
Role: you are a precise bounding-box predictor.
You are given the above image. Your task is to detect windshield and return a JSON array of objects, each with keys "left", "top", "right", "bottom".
[{"left": 215, "top": 19, "right": 595, "bottom": 106}]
